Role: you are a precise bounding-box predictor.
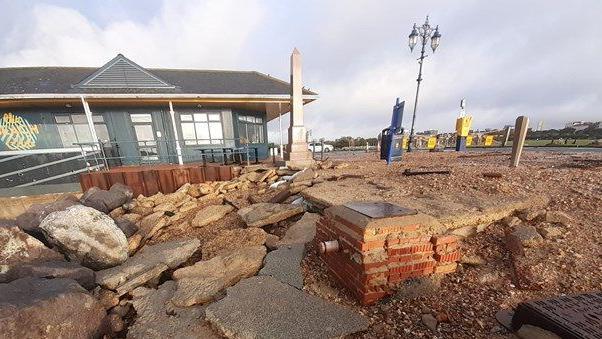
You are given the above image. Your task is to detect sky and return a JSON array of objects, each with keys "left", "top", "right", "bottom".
[{"left": 0, "top": 0, "right": 601, "bottom": 141}]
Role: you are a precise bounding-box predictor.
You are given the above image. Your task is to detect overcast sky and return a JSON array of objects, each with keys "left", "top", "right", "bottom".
[{"left": 1, "top": 0, "right": 600, "bottom": 141}]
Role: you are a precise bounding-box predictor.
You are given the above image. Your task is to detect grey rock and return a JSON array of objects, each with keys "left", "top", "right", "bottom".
[
  {"left": 0, "top": 261, "right": 95, "bottom": 289},
  {"left": 506, "top": 225, "right": 544, "bottom": 255},
  {"left": 96, "top": 238, "right": 200, "bottom": 294},
  {"left": 16, "top": 194, "right": 79, "bottom": 238},
  {"left": 259, "top": 244, "right": 305, "bottom": 289},
  {"left": 291, "top": 168, "right": 315, "bottom": 183},
  {"left": 81, "top": 184, "right": 133, "bottom": 214},
  {"left": 39, "top": 205, "right": 128, "bottom": 270},
  {"left": 128, "top": 281, "right": 219, "bottom": 339},
  {"left": 278, "top": 212, "right": 318, "bottom": 247},
  {"left": 542, "top": 211, "right": 572, "bottom": 226},
  {"left": 114, "top": 216, "right": 139, "bottom": 237},
  {"left": 421, "top": 313, "right": 438, "bottom": 331},
  {"left": 237, "top": 203, "right": 304, "bottom": 228},
  {"left": 0, "top": 277, "right": 107, "bottom": 338},
  {"left": 205, "top": 276, "right": 369, "bottom": 339}
]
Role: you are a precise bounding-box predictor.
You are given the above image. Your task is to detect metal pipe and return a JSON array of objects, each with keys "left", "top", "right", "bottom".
[{"left": 319, "top": 240, "right": 340, "bottom": 254}]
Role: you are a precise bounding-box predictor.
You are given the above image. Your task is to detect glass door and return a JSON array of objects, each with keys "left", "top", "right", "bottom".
[{"left": 130, "top": 113, "right": 159, "bottom": 163}]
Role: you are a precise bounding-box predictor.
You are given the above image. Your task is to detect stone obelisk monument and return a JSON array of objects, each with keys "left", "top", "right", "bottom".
[{"left": 285, "top": 48, "right": 313, "bottom": 167}]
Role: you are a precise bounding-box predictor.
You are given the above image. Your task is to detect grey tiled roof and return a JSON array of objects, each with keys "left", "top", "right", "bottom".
[{"left": 0, "top": 67, "right": 317, "bottom": 96}]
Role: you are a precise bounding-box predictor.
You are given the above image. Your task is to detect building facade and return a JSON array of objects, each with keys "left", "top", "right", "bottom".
[{"left": 0, "top": 54, "right": 317, "bottom": 191}]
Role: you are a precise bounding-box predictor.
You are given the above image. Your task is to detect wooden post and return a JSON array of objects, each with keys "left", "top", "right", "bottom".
[{"left": 510, "top": 116, "right": 529, "bottom": 167}]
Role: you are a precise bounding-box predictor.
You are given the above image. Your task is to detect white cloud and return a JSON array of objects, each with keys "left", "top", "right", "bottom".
[{"left": 0, "top": 0, "right": 265, "bottom": 69}]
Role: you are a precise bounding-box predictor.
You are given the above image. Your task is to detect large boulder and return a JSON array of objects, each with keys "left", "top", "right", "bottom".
[
  {"left": 81, "top": 184, "right": 133, "bottom": 214},
  {"left": 128, "top": 281, "right": 219, "bottom": 339},
  {"left": 191, "top": 205, "right": 234, "bottom": 228},
  {"left": 0, "top": 277, "right": 107, "bottom": 338},
  {"left": 237, "top": 203, "right": 304, "bottom": 228},
  {"left": 39, "top": 205, "right": 128, "bottom": 270},
  {"left": 96, "top": 238, "right": 200, "bottom": 296},
  {"left": 16, "top": 194, "right": 80, "bottom": 238},
  {"left": 201, "top": 228, "right": 267, "bottom": 259},
  {"left": 0, "top": 226, "right": 64, "bottom": 280},
  {"left": 0, "top": 261, "right": 95, "bottom": 289},
  {"left": 171, "top": 246, "right": 266, "bottom": 307}
]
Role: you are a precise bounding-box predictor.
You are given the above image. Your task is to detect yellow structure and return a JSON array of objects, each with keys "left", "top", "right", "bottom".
[
  {"left": 466, "top": 135, "right": 473, "bottom": 146},
  {"left": 484, "top": 135, "right": 494, "bottom": 146},
  {"left": 402, "top": 136, "right": 408, "bottom": 150},
  {"left": 455, "top": 116, "right": 472, "bottom": 137},
  {"left": 427, "top": 136, "right": 437, "bottom": 149}
]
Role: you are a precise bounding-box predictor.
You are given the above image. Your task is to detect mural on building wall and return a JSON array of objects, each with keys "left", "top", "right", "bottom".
[{"left": 0, "top": 112, "right": 40, "bottom": 150}]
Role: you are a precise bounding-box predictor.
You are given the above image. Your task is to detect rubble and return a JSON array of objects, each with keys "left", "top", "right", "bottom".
[
  {"left": 39, "top": 205, "right": 128, "bottom": 270},
  {"left": 191, "top": 204, "right": 234, "bottom": 228},
  {"left": 1, "top": 261, "right": 95, "bottom": 289},
  {"left": 201, "top": 228, "right": 267, "bottom": 259},
  {"left": 15, "top": 193, "right": 80, "bottom": 238},
  {"left": 95, "top": 238, "right": 200, "bottom": 295},
  {"left": 0, "top": 225, "right": 64, "bottom": 273}
]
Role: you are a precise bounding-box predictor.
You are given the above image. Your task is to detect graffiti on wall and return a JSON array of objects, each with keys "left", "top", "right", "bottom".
[{"left": 0, "top": 112, "right": 40, "bottom": 150}]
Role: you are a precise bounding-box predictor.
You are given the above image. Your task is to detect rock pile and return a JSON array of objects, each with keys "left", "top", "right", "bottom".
[{"left": 1, "top": 163, "right": 371, "bottom": 338}]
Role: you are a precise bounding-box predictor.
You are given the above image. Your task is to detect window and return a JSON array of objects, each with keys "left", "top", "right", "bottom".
[
  {"left": 130, "top": 113, "right": 158, "bottom": 161},
  {"left": 238, "top": 115, "right": 264, "bottom": 144},
  {"left": 179, "top": 112, "right": 224, "bottom": 145},
  {"left": 54, "top": 114, "right": 109, "bottom": 147}
]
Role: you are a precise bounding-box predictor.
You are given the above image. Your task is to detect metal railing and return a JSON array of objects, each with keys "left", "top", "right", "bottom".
[{"left": 75, "top": 138, "right": 261, "bottom": 172}]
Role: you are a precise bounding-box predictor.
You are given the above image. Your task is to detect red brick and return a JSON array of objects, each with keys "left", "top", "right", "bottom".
[
  {"left": 434, "top": 251, "right": 462, "bottom": 263},
  {"left": 387, "top": 243, "right": 433, "bottom": 256},
  {"left": 431, "top": 235, "right": 458, "bottom": 246}
]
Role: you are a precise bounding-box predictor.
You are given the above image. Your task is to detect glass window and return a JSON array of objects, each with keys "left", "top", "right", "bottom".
[
  {"left": 54, "top": 113, "right": 109, "bottom": 146},
  {"left": 71, "top": 114, "right": 87, "bottom": 124},
  {"left": 238, "top": 114, "right": 264, "bottom": 143},
  {"left": 131, "top": 114, "right": 152, "bottom": 123},
  {"left": 134, "top": 125, "right": 154, "bottom": 141},
  {"left": 179, "top": 111, "right": 223, "bottom": 145}
]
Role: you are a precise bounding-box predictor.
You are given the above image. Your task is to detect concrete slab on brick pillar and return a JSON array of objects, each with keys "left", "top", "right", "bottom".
[{"left": 285, "top": 48, "right": 313, "bottom": 167}]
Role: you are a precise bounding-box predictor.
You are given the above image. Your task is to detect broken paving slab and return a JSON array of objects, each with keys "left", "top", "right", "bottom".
[
  {"left": 96, "top": 238, "right": 200, "bottom": 294},
  {"left": 258, "top": 244, "right": 305, "bottom": 289},
  {"left": 205, "top": 276, "right": 369, "bottom": 339},
  {"left": 278, "top": 212, "right": 318, "bottom": 247},
  {"left": 301, "top": 178, "right": 549, "bottom": 231},
  {"left": 128, "top": 281, "right": 219, "bottom": 339},
  {"left": 237, "top": 202, "right": 304, "bottom": 228}
]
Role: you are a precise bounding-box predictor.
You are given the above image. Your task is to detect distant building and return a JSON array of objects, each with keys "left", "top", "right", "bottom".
[
  {"left": 417, "top": 129, "right": 438, "bottom": 135},
  {"left": 565, "top": 121, "right": 600, "bottom": 131}
]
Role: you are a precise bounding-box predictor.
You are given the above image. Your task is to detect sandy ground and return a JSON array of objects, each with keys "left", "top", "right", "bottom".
[{"left": 300, "top": 150, "right": 602, "bottom": 338}]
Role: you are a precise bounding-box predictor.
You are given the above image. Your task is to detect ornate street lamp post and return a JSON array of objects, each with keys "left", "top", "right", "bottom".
[{"left": 407, "top": 16, "right": 441, "bottom": 152}]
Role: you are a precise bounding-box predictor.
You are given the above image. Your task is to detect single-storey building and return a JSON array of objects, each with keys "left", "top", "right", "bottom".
[{"left": 0, "top": 54, "right": 317, "bottom": 190}]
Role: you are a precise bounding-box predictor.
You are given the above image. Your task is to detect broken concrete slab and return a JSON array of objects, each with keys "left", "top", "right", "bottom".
[
  {"left": 96, "top": 238, "right": 199, "bottom": 294},
  {"left": 237, "top": 202, "right": 304, "bottom": 228},
  {"left": 301, "top": 178, "right": 549, "bottom": 232},
  {"left": 278, "top": 212, "right": 318, "bottom": 247},
  {"left": 171, "top": 246, "right": 266, "bottom": 307},
  {"left": 258, "top": 244, "right": 305, "bottom": 289},
  {"left": 128, "top": 281, "right": 219, "bottom": 339},
  {"left": 205, "top": 276, "right": 369, "bottom": 339}
]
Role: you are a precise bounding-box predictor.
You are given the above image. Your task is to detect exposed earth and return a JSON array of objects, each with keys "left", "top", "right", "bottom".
[{"left": 1, "top": 149, "right": 600, "bottom": 338}]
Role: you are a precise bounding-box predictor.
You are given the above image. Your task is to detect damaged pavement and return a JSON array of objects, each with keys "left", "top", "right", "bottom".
[{"left": 1, "top": 151, "right": 601, "bottom": 338}]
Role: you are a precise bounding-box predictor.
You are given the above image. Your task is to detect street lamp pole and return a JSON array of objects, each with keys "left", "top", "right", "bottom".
[{"left": 407, "top": 16, "right": 441, "bottom": 152}]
